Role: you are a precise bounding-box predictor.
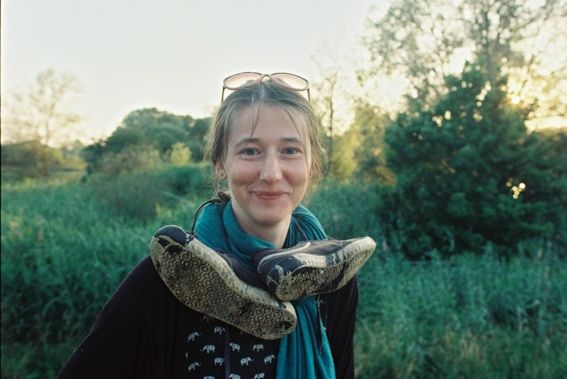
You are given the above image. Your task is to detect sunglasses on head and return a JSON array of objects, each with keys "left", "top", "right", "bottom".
[{"left": 221, "top": 72, "right": 311, "bottom": 102}]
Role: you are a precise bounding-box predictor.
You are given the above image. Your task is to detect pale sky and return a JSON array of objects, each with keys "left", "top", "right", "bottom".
[{"left": 2, "top": 0, "right": 384, "bottom": 142}]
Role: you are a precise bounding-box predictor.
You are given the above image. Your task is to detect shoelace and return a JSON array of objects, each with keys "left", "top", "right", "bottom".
[{"left": 191, "top": 192, "right": 231, "bottom": 236}]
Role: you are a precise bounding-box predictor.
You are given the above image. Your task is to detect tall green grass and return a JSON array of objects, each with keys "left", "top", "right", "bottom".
[
  {"left": 355, "top": 254, "right": 567, "bottom": 378},
  {"left": 1, "top": 168, "right": 205, "bottom": 377},
  {"left": 2, "top": 171, "right": 566, "bottom": 378}
]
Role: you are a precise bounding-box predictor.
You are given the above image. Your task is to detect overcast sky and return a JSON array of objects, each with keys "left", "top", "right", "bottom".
[{"left": 2, "top": 0, "right": 384, "bottom": 142}]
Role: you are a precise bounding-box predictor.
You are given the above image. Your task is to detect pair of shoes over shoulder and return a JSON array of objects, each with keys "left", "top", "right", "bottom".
[{"left": 149, "top": 225, "right": 376, "bottom": 339}]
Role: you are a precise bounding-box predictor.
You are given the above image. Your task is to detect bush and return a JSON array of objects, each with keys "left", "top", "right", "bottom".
[
  {"left": 383, "top": 63, "right": 567, "bottom": 259},
  {"left": 160, "top": 163, "right": 213, "bottom": 195},
  {"left": 167, "top": 142, "right": 192, "bottom": 166},
  {"left": 1, "top": 141, "right": 64, "bottom": 178},
  {"left": 308, "top": 179, "right": 384, "bottom": 243},
  {"left": 95, "top": 145, "right": 163, "bottom": 175},
  {"left": 84, "top": 164, "right": 213, "bottom": 220}
]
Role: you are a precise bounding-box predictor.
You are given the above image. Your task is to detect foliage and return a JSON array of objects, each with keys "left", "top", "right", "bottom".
[
  {"left": 348, "top": 101, "right": 395, "bottom": 183},
  {"left": 82, "top": 108, "right": 210, "bottom": 174},
  {"left": 2, "top": 68, "right": 83, "bottom": 147},
  {"left": 324, "top": 129, "right": 358, "bottom": 180},
  {"left": 382, "top": 62, "right": 567, "bottom": 258},
  {"left": 2, "top": 68, "right": 84, "bottom": 177},
  {"left": 84, "top": 163, "right": 212, "bottom": 220},
  {"left": 362, "top": 0, "right": 566, "bottom": 115},
  {"left": 313, "top": 66, "right": 340, "bottom": 174},
  {"left": 355, "top": 252, "right": 567, "bottom": 378},
  {"left": 111, "top": 108, "right": 192, "bottom": 155},
  {"left": 1, "top": 141, "right": 66, "bottom": 179},
  {"left": 187, "top": 117, "right": 212, "bottom": 162},
  {"left": 311, "top": 42, "right": 352, "bottom": 177},
  {"left": 94, "top": 145, "right": 163, "bottom": 176},
  {"left": 308, "top": 179, "right": 384, "bottom": 242},
  {"left": 168, "top": 142, "right": 192, "bottom": 166},
  {"left": 529, "top": 127, "right": 567, "bottom": 248},
  {"left": 1, "top": 141, "right": 63, "bottom": 178},
  {"left": 320, "top": 101, "right": 394, "bottom": 182},
  {"left": 2, "top": 176, "right": 566, "bottom": 378}
]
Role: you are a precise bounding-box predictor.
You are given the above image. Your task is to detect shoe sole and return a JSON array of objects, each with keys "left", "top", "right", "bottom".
[
  {"left": 149, "top": 234, "right": 297, "bottom": 340},
  {"left": 257, "top": 237, "right": 376, "bottom": 301}
]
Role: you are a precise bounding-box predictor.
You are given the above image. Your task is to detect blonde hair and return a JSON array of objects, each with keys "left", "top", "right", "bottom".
[{"left": 207, "top": 80, "right": 326, "bottom": 181}]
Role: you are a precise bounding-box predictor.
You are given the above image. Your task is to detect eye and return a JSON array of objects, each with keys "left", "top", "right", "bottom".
[
  {"left": 281, "top": 147, "right": 302, "bottom": 155},
  {"left": 239, "top": 147, "right": 260, "bottom": 156}
]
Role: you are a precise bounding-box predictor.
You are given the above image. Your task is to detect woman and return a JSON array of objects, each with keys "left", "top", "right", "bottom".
[{"left": 58, "top": 72, "right": 374, "bottom": 378}]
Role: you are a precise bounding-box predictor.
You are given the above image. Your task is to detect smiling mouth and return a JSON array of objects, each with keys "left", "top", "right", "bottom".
[{"left": 254, "top": 191, "right": 286, "bottom": 200}]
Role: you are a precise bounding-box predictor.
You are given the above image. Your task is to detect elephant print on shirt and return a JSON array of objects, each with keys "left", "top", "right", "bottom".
[
  {"left": 252, "top": 343, "right": 264, "bottom": 352},
  {"left": 187, "top": 332, "right": 201, "bottom": 342}
]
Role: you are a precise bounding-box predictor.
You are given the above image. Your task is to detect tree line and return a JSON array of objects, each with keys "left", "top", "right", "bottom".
[{"left": 81, "top": 108, "right": 210, "bottom": 175}]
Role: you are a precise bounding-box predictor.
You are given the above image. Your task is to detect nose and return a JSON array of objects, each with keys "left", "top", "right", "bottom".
[{"left": 260, "top": 152, "right": 282, "bottom": 183}]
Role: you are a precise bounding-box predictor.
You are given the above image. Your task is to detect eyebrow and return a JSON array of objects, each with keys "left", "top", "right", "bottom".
[{"left": 233, "top": 136, "right": 303, "bottom": 147}]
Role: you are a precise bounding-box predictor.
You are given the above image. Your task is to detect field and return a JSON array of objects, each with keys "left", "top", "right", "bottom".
[{"left": 1, "top": 167, "right": 566, "bottom": 378}]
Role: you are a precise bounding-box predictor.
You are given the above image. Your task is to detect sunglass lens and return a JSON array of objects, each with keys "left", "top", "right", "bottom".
[
  {"left": 271, "top": 73, "right": 309, "bottom": 90},
  {"left": 224, "top": 72, "right": 262, "bottom": 90}
]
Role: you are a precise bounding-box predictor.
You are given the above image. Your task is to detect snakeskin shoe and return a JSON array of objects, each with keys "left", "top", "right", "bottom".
[
  {"left": 253, "top": 237, "right": 376, "bottom": 301},
  {"left": 149, "top": 225, "right": 297, "bottom": 340}
]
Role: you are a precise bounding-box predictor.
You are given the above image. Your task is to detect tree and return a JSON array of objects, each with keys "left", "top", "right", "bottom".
[
  {"left": 383, "top": 62, "right": 566, "bottom": 258},
  {"left": 324, "top": 130, "right": 357, "bottom": 180},
  {"left": 82, "top": 108, "right": 209, "bottom": 175},
  {"left": 349, "top": 101, "right": 394, "bottom": 183},
  {"left": 362, "top": 0, "right": 567, "bottom": 116},
  {"left": 2, "top": 69, "right": 83, "bottom": 176},
  {"left": 188, "top": 117, "right": 211, "bottom": 162},
  {"left": 96, "top": 145, "right": 163, "bottom": 176},
  {"left": 1, "top": 141, "right": 63, "bottom": 179},
  {"left": 3, "top": 68, "right": 82, "bottom": 146},
  {"left": 323, "top": 100, "right": 394, "bottom": 182},
  {"left": 313, "top": 68, "right": 340, "bottom": 174},
  {"left": 109, "top": 108, "right": 193, "bottom": 157},
  {"left": 168, "top": 142, "right": 192, "bottom": 166},
  {"left": 311, "top": 39, "right": 353, "bottom": 176},
  {"left": 528, "top": 127, "right": 567, "bottom": 251}
]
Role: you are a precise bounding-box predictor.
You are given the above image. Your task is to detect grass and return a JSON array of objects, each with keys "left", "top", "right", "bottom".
[
  {"left": 1, "top": 170, "right": 566, "bottom": 378},
  {"left": 354, "top": 254, "right": 567, "bottom": 378}
]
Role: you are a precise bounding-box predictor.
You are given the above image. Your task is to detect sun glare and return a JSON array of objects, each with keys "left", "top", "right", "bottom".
[{"left": 511, "top": 182, "right": 526, "bottom": 200}]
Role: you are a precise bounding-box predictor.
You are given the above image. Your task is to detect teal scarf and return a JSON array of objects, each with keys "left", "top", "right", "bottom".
[{"left": 195, "top": 200, "right": 336, "bottom": 379}]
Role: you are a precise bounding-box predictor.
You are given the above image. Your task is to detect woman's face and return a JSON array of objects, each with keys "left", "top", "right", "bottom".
[{"left": 221, "top": 104, "right": 311, "bottom": 237}]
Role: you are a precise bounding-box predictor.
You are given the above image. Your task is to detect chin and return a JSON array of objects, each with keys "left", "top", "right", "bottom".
[{"left": 251, "top": 206, "right": 293, "bottom": 227}]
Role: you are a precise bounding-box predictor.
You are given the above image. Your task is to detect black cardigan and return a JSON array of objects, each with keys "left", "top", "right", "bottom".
[{"left": 58, "top": 256, "right": 358, "bottom": 379}]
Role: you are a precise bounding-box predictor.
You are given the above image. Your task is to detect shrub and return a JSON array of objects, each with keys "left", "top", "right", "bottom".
[
  {"left": 384, "top": 63, "right": 566, "bottom": 258},
  {"left": 167, "top": 142, "right": 192, "bottom": 166},
  {"left": 160, "top": 163, "right": 213, "bottom": 196},
  {"left": 96, "top": 145, "right": 163, "bottom": 175},
  {"left": 1, "top": 141, "right": 64, "bottom": 178},
  {"left": 308, "top": 179, "right": 384, "bottom": 243},
  {"left": 84, "top": 164, "right": 212, "bottom": 220}
]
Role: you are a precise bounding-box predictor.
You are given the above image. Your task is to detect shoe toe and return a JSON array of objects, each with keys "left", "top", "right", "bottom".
[{"left": 154, "top": 225, "right": 188, "bottom": 245}]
